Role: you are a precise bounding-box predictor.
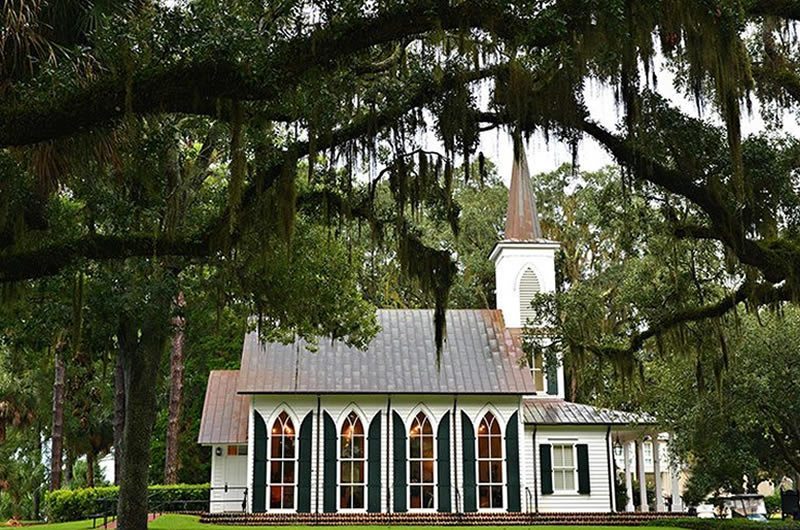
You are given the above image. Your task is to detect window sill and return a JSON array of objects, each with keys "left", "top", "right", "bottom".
[{"left": 548, "top": 492, "right": 589, "bottom": 497}]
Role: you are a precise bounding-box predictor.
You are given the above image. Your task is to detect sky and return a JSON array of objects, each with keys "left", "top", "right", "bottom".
[{"left": 479, "top": 56, "right": 800, "bottom": 184}]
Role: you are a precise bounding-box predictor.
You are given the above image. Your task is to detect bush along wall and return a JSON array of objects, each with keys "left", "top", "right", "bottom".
[
  {"left": 44, "top": 483, "right": 210, "bottom": 522},
  {"left": 646, "top": 518, "right": 800, "bottom": 530}
]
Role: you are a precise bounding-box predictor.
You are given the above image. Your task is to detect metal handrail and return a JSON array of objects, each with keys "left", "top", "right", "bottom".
[{"left": 91, "top": 486, "right": 249, "bottom": 528}]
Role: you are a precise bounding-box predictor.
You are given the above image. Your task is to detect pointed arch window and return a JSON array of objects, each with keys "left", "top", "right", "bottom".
[
  {"left": 519, "top": 268, "right": 541, "bottom": 326},
  {"left": 409, "top": 412, "right": 435, "bottom": 509},
  {"left": 269, "top": 412, "right": 296, "bottom": 509},
  {"left": 477, "top": 412, "right": 503, "bottom": 509},
  {"left": 340, "top": 412, "right": 366, "bottom": 509}
]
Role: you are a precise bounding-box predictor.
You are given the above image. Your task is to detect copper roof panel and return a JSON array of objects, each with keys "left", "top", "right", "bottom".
[
  {"left": 198, "top": 370, "right": 249, "bottom": 444},
  {"left": 237, "top": 309, "right": 534, "bottom": 394},
  {"left": 522, "top": 398, "right": 656, "bottom": 425}
]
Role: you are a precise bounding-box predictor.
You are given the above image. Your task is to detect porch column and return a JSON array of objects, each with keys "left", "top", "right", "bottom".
[
  {"left": 670, "top": 440, "right": 683, "bottom": 513},
  {"left": 624, "top": 441, "right": 634, "bottom": 512},
  {"left": 653, "top": 436, "right": 664, "bottom": 512},
  {"left": 636, "top": 439, "right": 649, "bottom": 512},
  {"left": 670, "top": 467, "right": 683, "bottom": 512}
]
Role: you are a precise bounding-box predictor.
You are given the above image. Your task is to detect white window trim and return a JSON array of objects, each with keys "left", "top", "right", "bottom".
[
  {"left": 267, "top": 412, "right": 298, "bottom": 512},
  {"left": 338, "top": 412, "right": 368, "bottom": 512},
  {"left": 407, "top": 413, "right": 437, "bottom": 511},
  {"left": 475, "top": 413, "right": 506, "bottom": 512},
  {"left": 551, "top": 443, "right": 579, "bottom": 494}
]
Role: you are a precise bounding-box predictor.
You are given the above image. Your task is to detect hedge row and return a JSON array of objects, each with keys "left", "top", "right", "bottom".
[
  {"left": 646, "top": 518, "right": 800, "bottom": 530},
  {"left": 44, "top": 483, "right": 210, "bottom": 522}
]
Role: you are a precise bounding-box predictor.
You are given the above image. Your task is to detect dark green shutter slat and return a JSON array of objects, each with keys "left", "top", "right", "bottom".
[
  {"left": 392, "top": 411, "right": 407, "bottom": 512},
  {"left": 436, "top": 411, "right": 451, "bottom": 512},
  {"left": 297, "top": 412, "right": 313, "bottom": 512},
  {"left": 540, "top": 444, "right": 553, "bottom": 495},
  {"left": 323, "top": 412, "right": 337, "bottom": 512},
  {"left": 252, "top": 411, "right": 268, "bottom": 512},
  {"left": 577, "top": 444, "right": 591, "bottom": 494},
  {"left": 546, "top": 360, "right": 558, "bottom": 395},
  {"left": 505, "top": 411, "right": 521, "bottom": 512},
  {"left": 368, "top": 413, "right": 382, "bottom": 513},
  {"left": 461, "top": 412, "right": 477, "bottom": 512}
]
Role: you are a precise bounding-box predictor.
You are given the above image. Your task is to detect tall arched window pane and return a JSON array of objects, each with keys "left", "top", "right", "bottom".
[
  {"left": 340, "top": 412, "right": 365, "bottom": 509},
  {"left": 477, "top": 412, "right": 503, "bottom": 509},
  {"left": 269, "top": 412, "right": 295, "bottom": 509},
  {"left": 409, "top": 412, "right": 435, "bottom": 509}
]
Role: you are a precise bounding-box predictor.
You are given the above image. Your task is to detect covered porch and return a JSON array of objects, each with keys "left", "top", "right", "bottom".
[{"left": 612, "top": 429, "right": 684, "bottom": 513}]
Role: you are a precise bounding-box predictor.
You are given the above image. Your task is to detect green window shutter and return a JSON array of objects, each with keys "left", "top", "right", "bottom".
[
  {"left": 539, "top": 443, "right": 553, "bottom": 495},
  {"left": 436, "top": 411, "right": 451, "bottom": 512},
  {"left": 252, "top": 411, "right": 268, "bottom": 512},
  {"left": 297, "top": 412, "right": 313, "bottom": 513},
  {"left": 577, "top": 444, "right": 591, "bottom": 494},
  {"left": 461, "top": 412, "right": 477, "bottom": 512},
  {"left": 546, "top": 360, "right": 558, "bottom": 395},
  {"left": 392, "top": 411, "right": 407, "bottom": 512},
  {"left": 323, "top": 412, "right": 337, "bottom": 513},
  {"left": 367, "top": 413, "right": 382, "bottom": 513},
  {"left": 505, "top": 411, "right": 521, "bottom": 512}
]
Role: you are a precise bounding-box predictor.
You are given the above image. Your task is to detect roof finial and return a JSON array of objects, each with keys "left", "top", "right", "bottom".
[{"left": 504, "top": 134, "right": 543, "bottom": 241}]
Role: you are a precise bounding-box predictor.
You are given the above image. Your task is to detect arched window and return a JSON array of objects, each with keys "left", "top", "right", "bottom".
[
  {"left": 477, "top": 412, "right": 503, "bottom": 509},
  {"left": 269, "top": 411, "right": 295, "bottom": 509},
  {"left": 409, "top": 412, "right": 435, "bottom": 509},
  {"left": 340, "top": 412, "right": 366, "bottom": 509},
  {"left": 519, "top": 268, "right": 541, "bottom": 325}
]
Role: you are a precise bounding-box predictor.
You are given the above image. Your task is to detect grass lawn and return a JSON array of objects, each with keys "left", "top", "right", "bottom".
[{"left": 18, "top": 514, "right": 686, "bottom": 530}]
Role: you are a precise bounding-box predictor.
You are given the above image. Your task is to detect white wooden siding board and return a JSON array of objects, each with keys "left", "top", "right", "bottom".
[{"left": 534, "top": 426, "right": 612, "bottom": 513}]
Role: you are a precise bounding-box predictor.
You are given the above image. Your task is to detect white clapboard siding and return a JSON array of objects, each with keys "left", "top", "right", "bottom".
[
  {"left": 209, "top": 445, "right": 248, "bottom": 513},
  {"left": 519, "top": 268, "right": 541, "bottom": 325},
  {"left": 531, "top": 426, "right": 614, "bottom": 513}
]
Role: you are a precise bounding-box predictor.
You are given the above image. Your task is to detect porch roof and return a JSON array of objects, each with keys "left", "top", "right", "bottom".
[
  {"left": 198, "top": 370, "right": 249, "bottom": 445},
  {"left": 523, "top": 398, "right": 656, "bottom": 425}
]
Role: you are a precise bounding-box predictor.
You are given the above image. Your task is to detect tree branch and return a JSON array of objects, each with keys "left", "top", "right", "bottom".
[
  {"left": 748, "top": 0, "right": 800, "bottom": 20},
  {"left": 0, "top": 0, "right": 563, "bottom": 147},
  {"left": 0, "top": 234, "right": 210, "bottom": 283},
  {"left": 594, "top": 282, "right": 792, "bottom": 358}
]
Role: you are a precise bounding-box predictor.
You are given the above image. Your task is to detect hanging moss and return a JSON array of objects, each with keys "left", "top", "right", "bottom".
[
  {"left": 227, "top": 101, "right": 246, "bottom": 235},
  {"left": 396, "top": 222, "right": 457, "bottom": 365}
]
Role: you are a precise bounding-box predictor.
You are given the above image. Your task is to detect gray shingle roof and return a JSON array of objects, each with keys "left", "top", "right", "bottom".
[
  {"left": 522, "top": 398, "right": 656, "bottom": 425},
  {"left": 237, "top": 309, "right": 535, "bottom": 394},
  {"left": 198, "top": 370, "right": 249, "bottom": 444}
]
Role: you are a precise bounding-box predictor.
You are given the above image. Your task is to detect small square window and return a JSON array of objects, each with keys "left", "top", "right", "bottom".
[
  {"left": 227, "top": 445, "right": 238, "bottom": 456},
  {"left": 552, "top": 444, "right": 577, "bottom": 492}
]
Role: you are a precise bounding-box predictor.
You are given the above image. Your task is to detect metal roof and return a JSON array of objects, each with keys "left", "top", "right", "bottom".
[
  {"left": 198, "top": 370, "right": 249, "bottom": 445},
  {"left": 522, "top": 398, "right": 656, "bottom": 425},
  {"left": 237, "top": 309, "right": 535, "bottom": 395},
  {"left": 505, "top": 147, "right": 543, "bottom": 241}
]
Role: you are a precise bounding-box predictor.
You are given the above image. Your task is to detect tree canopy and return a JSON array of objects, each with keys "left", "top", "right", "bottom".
[{"left": 3, "top": 1, "right": 800, "bottom": 528}]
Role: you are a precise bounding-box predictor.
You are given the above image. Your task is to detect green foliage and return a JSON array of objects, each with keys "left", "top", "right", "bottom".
[
  {"left": 645, "top": 519, "right": 800, "bottom": 530},
  {"left": 44, "top": 484, "right": 210, "bottom": 522}
]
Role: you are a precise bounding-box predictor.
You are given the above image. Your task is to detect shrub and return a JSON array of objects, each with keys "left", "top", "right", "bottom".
[
  {"left": 646, "top": 518, "right": 800, "bottom": 530},
  {"left": 44, "top": 483, "right": 209, "bottom": 522}
]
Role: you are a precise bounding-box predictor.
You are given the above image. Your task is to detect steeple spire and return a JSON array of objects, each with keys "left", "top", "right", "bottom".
[{"left": 504, "top": 144, "right": 543, "bottom": 241}]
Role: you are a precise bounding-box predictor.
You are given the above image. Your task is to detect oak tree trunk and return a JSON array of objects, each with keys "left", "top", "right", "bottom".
[
  {"left": 114, "top": 349, "right": 126, "bottom": 486},
  {"left": 163, "top": 291, "right": 186, "bottom": 485},
  {"left": 116, "top": 298, "right": 172, "bottom": 530},
  {"left": 49, "top": 341, "right": 66, "bottom": 491},
  {"left": 64, "top": 450, "right": 74, "bottom": 485},
  {"left": 86, "top": 450, "right": 95, "bottom": 488}
]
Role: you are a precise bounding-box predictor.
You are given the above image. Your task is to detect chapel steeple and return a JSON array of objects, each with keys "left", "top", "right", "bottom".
[
  {"left": 504, "top": 146, "right": 543, "bottom": 241},
  {"left": 489, "top": 142, "right": 563, "bottom": 396}
]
